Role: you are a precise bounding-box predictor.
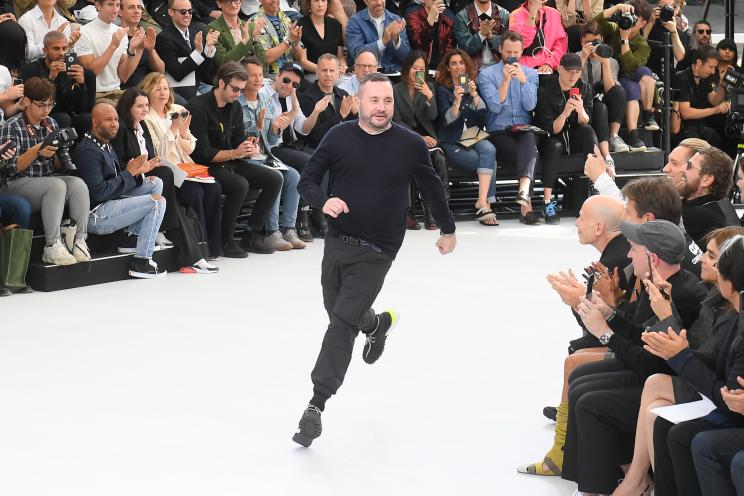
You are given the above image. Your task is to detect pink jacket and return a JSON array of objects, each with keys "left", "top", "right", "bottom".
[{"left": 508, "top": 4, "right": 567, "bottom": 70}]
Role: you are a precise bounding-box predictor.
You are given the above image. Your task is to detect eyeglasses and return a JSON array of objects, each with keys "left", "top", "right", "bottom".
[
  {"left": 171, "top": 7, "right": 194, "bottom": 14},
  {"left": 281, "top": 76, "right": 299, "bottom": 88},
  {"left": 227, "top": 82, "right": 245, "bottom": 92},
  {"left": 696, "top": 29, "right": 712, "bottom": 35},
  {"left": 355, "top": 63, "right": 377, "bottom": 71},
  {"left": 170, "top": 110, "right": 190, "bottom": 119},
  {"left": 32, "top": 100, "right": 55, "bottom": 109}
]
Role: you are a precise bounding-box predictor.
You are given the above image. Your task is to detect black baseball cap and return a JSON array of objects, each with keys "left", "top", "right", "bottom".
[
  {"left": 279, "top": 62, "right": 304, "bottom": 78},
  {"left": 560, "top": 53, "right": 583, "bottom": 70},
  {"left": 620, "top": 220, "right": 686, "bottom": 264}
]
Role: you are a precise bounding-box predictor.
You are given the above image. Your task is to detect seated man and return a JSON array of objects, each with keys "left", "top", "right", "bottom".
[
  {"left": 119, "top": 0, "right": 165, "bottom": 89},
  {"left": 346, "top": 0, "right": 410, "bottom": 74},
  {"left": 454, "top": 0, "right": 509, "bottom": 71},
  {"left": 478, "top": 31, "right": 540, "bottom": 225},
  {"left": 0, "top": 77, "right": 91, "bottom": 265},
  {"left": 76, "top": 0, "right": 146, "bottom": 103},
  {"left": 186, "top": 61, "right": 283, "bottom": 258},
  {"left": 155, "top": 0, "right": 218, "bottom": 102},
  {"left": 534, "top": 52, "right": 597, "bottom": 224},
  {"left": 20, "top": 31, "right": 96, "bottom": 135},
  {"left": 338, "top": 49, "right": 379, "bottom": 96},
  {"left": 508, "top": 0, "right": 567, "bottom": 73},
  {"left": 672, "top": 46, "right": 730, "bottom": 150},
  {"left": 298, "top": 54, "right": 357, "bottom": 150},
  {"left": 662, "top": 139, "right": 738, "bottom": 247},
  {"left": 252, "top": 0, "right": 303, "bottom": 79},
  {"left": 238, "top": 56, "right": 303, "bottom": 250},
  {"left": 207, "top": 0, "right": 265, "bottom": 67},
  {"left": 595, "top": 0, "right": 658, "bottom": 150},
  {"left": 676, "top": 19, "right": 712, "bottom": 72},
  {"left": 73, "top": 103, "right": 167, "bottom": 279},
  {"left": 578, "top": 21, "right": 629, "bottom": 162},
  {"left": 405, "top": 0, "right": 455, "bottom": 69}
]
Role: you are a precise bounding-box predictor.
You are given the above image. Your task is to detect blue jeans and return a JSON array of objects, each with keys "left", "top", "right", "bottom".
[
  {"left": 266, "top": 165, "right": 300, "bottom": 232},
  {"left": 0, "top": 193, "right": 32, "bottom": 228},
  {"left": 692, "top": 428, "right": 744, "bottom": 496},
  {"left": 87, "top": 177, "right": 165, "bottom": 259},
  {"left": 442, "top": 140, "right": 497, "bottom": 203}
]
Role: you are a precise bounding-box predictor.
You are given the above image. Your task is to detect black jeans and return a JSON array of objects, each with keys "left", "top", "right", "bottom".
[
  {"left": 176, "top": 181, "right": 223, "bottom": 258},
  {"left": 591, "top": 84, "right": 628, "bottom": 144},
  {"left": 691, "top": 427, "right": 744, "bottom": 496},
  {"left": 653, "top": 417, "right": 714, "bottom": 496},
  {"left": 541, "top": 125, "right": 597, "bottom": 190},
  {"left": 208, "top": 160, "right": 283, "bottom": 243},
  {"left": 309, "top": 236, "right": 393, "bottom": 410},
  {"left": 487, "top": 131, "right": 538, "bottom": 182}
]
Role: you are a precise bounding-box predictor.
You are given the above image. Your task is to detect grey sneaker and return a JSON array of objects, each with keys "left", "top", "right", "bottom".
[
  {"left": 608, "top": 135, "right": 629, "bottom": 153},
  {"left": 263, "top": 231, "right": 292, "bottom": 251},
  {"left": 282, "top": 229, "right": 307, "bottom": 249},
  {"left": 42, "top": 240, "right": 77, "bottom": 266},
  {"left": 71, "top": 239, "right": 91, "bottom": 262},
  {"left": 292, "top": 404, "right": 322, "bottom": 447}
]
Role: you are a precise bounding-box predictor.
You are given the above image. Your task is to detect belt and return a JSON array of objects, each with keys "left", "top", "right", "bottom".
[{"left": 333, "top": 234, "right": 382, "bottom": 254}]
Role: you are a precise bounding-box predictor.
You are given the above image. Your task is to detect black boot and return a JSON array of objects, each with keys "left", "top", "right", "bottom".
[
  {"left": 423, "top": 203, "right": 437, "bottom": 230},
  {"left": 296, "top": 209, "right": 314, "bottom": 243}
]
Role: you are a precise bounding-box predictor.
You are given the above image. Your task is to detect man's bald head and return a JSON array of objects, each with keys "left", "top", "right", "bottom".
[
  {"left": 91, "top": 102, "right": 120, "bottom": 142},
  {"left": 575, "top": 195, "right": 625, "bottom": 246}
]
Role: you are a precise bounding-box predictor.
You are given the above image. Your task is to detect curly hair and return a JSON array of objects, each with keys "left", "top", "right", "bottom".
[
  {"left": 697, "top": 147, "right": 733, "bottom": 200},
  {"left": 435, "top": 49, "right": 477, "bottom": 88}
]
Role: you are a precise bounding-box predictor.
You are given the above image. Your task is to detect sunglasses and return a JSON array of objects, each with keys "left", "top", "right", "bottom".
[
  {"left": 281, "top": 77, "right": 299, "bottom": 89},
  {"left": 696, "top": 29, "right": 712, "bottom": 34},
  {"left": 170, "top": 110, "right": 189, "bottom": 119},
  {"left": 171, "top": 7, "right": 194, "bottom": 14}
]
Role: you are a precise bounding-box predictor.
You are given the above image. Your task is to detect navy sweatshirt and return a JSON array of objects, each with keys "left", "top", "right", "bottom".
[{"left": 298, "top": 121, "right": 456, "bottom": 258}]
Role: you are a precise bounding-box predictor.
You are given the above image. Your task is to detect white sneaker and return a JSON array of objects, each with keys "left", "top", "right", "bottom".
[
  {"left": 156, "top": 232, "right": 174, "bottom": 248},
  {"left": 608, "top": 135, "right": 630, "bottom": 153},
  {"left": 71, "top": 239, "right": 91, "bottom": 262},
  {"left": 191, "top": 258, "right": 219, "bottom": 274},
  {"left": 42, "top": 240, "right": 77, "bottom": 266}
]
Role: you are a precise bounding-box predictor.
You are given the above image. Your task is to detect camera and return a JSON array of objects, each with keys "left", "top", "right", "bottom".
[
  {"left": 40, "top": 127, "right": 78, "bottom": 171},
  {"left": 612, "top": 9, "right": 638, "bottom": 30},
  {"left": 723, "top": 67, "right": 744, "bottom": 89},
  {"left": 724, "top": 87, "right": 744, "bottom": 141},
  {"left": 658, "top": 4, "right": 674, "bottom": 23},
  {"left": 591, "top": 40, "right": 614, "bottom": 58}
]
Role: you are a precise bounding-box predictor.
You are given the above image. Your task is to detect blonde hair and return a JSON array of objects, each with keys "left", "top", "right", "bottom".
[
  {"left": 139, "top": 72, "right": 174, "bottom": 113},
  {"left": 679, "top": 137, "right": 710, "bottom": 153}
]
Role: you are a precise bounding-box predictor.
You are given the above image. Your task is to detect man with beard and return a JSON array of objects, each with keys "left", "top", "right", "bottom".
[
  {"left": 662, "top": 138, "right": 738, "bottom": 247},
  {"left": 291, "top": 72, "right": 456, "bottom": 447},
  {"left": 676, "top": 19, "right": 712, "bottom": 72}
]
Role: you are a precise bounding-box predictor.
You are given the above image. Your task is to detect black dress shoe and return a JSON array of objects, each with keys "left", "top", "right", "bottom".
[
  {"left": 223, "top": 241, "right": 248, "bottom": 258},
  {"left": 0, "top": 285, "right": 11, "bottom": 297},
  {"left": 296, "top": 210, "right": 314, "bottom": 242},
  {"left": 519, "top": 211, "right": 540, "bottom": 225}
]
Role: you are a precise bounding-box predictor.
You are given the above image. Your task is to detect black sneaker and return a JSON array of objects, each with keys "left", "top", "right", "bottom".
[
  {"left": 292, "top": 404, "right": 322, "bottom": 447},
  {"left": 543, "top": 406, "right": 558, "bottom": 422},
  {"left": 542, "top": 200, "right": 560, "bottom": 224},
  {"left": 519, "top": 211, "right": 540, "bottom": 225},
  {"left": 296, "top": 210, "right": 314, "bottom": 243},
  {"left": 362, "top": 310, "right": 399, "bottom": 364},
  {"left": 241, "top": 232, "right": 276, "bottom": 254},
  {"left": 118, "top": 233, "right": 138, "bottom": 254},
  {"left": 643, "top": 110, "right": 660, "bottom": 131},
  {"left": 627, "top": 130, "right": 647, "bottom": 152},
  {"left": 223, "top": 241, "right": 248, "bottom": 258},
  {"left": 128, "top": 257, "right": 166, "bottom": 279}
]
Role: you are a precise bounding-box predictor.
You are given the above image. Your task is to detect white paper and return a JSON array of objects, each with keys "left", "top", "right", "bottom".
[
  {"left": 165, "top": 58, "right": 196, "bottom": 88},
  {"left": 160, "top": 159, "right": 187, "bottom": 188},
  {"left": 651, "top": 395, "right": 716, "bottom": 424}
]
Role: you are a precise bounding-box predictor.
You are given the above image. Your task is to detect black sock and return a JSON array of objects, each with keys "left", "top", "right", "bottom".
[{"left": 309, "top": 397, "right": 326, "bottom": 412}]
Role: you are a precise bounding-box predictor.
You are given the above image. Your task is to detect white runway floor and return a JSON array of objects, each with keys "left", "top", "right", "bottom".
[{"left": 2, "top": 218, "right": 603, "bottom": 496}]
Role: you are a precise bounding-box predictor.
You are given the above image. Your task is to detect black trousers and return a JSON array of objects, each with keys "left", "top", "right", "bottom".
[
  {"left": 592, "top": 85, "right": 627, "bottom": 143},
  {"left": 562, "top": 359, "right": 645, "bottom": 494},
  {"left": 691, "top": 427, "right": 744, "bottom": 496},
  {"left": 176, "top": 181, "right": 222, "bottom": 258},
  {"left": 541, "top": 125, "right": 597, "bottom": 190},
  {"left": 653, "top": 417, "right": 715, "bottom": 496},
  {"left": 208, "top": 160, "right": 283, "bottom": 243},
  {"left": 309, "top": 237, "right": 393, "bottom": 410},
  {"left": 487, "top": 131, "right": 538, "bottom": 182}
]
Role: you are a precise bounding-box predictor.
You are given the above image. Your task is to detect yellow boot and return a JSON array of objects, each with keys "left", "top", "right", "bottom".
[{"left": 516, "top": 402, "right": 568, "bottom": 476}]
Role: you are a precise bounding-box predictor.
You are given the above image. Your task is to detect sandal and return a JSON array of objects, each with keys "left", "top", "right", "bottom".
[
  {"left": 516, "top": 455, "right": 561, "bottom": 476},
  {"left": 475, "top": 207, "right": 499, "bottom": 226}
]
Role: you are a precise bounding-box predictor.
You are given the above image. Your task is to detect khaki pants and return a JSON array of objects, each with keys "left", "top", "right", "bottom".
[{"left": 95, "top": 89, "right": 124, "bottom": 105}]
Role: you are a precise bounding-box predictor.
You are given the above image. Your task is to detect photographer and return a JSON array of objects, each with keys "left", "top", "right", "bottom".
[
  {"left": 534, "top": 53, "right": 597, "bottom": 224},
  {"left": 676, "top": 19, "right": 712, "bottom": 72},
  {"left": 21, "top": 31, "right": 95, "bottom": 136},
  {"left": 0, "top": 77, "right": 91, "bottom": 266},
  {"left": 578, "top": 21, "right": 630, "bottom": 164},
  {"left": 595, "top": 0, "right": 658, "bottom": 150},
  {"left": 643, "top": 0, "right": 686, "bottom": 78},
  {"left": 671, "top": 46, "right": 729, "bottom": 149},
  {"left": 714, "top": 38, "right": 740, "bottom": 87}
]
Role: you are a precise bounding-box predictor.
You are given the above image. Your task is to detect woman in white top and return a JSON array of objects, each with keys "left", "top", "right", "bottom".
[
  {"left": 18, "top": 0, "right": 77, "bottom": 61},
  {"left": 140, "top": 72, "right": 223, "bottom": 261}
]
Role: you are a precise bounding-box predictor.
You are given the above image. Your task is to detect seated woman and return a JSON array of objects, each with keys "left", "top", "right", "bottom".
[
  {"left": 393, "top": 50, "right": 448, "bottom": 230},
  {"left": 613, "top": 229, "right": 744, "bottom": 496},
  {"left": 434, "top": 49, "right": 497, "bottom": 226},
  {"left": 112, "top": 87, "right": 218, "bottom": 274},
  {"left": 296, "top": 0, "right": 347, "bottom": 79},
  {"left": 140, "top": 72, "right": 223, "bottom": 262}
]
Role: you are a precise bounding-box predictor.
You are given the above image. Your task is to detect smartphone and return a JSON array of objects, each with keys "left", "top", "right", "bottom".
[
  {"left": 64, "top": 51, "right": 79, "bottom": 70},
  {"left": 458, "top": 75, "right": 469, "bottom": 90},
  {"left": 12, "top": 78, "right": 22, "bottom": 86},
  {"left": 569, "top": 87, "right": 580, "bottom": 100},
  {"left": 416, "top": 70, "right": 426, "bottom": 85},
  {"left": 585, "top": 272, "right": 595, "bottom": 299},
  {"left": 506, "top": 56, "right": 518, "bottom": 65},
  {"left": 0, "top": 138, "right": 15, "bottom": 156}
]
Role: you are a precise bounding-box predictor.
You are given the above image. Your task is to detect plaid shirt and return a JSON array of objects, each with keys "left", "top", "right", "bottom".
[{"left": 0, "top": 112, "right": 59, "bottom": 184}]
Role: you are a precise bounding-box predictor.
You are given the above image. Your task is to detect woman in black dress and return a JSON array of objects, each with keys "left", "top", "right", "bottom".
[{"left": 296, "top": 0, "right": 347, "bottom": 76}]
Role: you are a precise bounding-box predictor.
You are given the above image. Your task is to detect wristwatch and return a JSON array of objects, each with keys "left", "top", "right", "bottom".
[
  {"left": 620, "top": 39, "right": 630, "bottom": 46},
  {"left": 599, "top": 331, "right": 614, "bottom": 346}
]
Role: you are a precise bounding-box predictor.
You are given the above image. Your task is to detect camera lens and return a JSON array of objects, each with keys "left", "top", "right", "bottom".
[
  {"left": 594, "top": 43, "right": 614, "bottom": 58},
  {"left": 659, "top": 5, "right": 674, "bottom": 22}
]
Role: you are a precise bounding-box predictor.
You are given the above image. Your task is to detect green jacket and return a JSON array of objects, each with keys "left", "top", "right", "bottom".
[
  {"left": 594, "top": 12, "right": 650, "bottom": 75},
  {"left": 206, "top": 15, "right": 265, "bottom": 67}
]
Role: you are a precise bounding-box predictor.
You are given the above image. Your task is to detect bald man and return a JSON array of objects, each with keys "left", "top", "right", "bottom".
[{"left": 72, "top": 103, "right": 168, "bottom": 278}]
